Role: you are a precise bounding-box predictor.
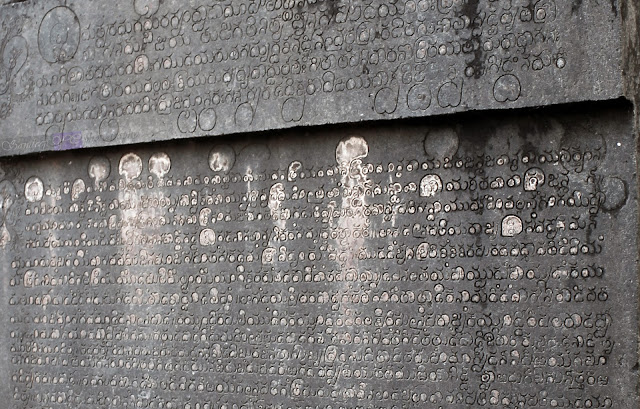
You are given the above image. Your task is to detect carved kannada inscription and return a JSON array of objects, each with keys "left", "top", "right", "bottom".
[
  {"left": 0, "top": 108, "right": 636, "bottom": 408},
  {"left": 0, "top": 0, "right": 622, "bottom": 155}
]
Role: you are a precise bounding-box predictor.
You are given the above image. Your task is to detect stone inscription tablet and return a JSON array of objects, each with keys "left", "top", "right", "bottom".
[
  {"left": 0, "top": 105, "right": 637, "bottom": 408},
  {"left": 0, "top": 0, "right": 623, "bottom": 156}
]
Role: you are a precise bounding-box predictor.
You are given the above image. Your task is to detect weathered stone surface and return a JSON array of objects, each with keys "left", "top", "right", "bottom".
[
  {"left": 0, "top": 103, "right": 636, "bottom": 408},
  {"left": 0, "top": 0, "right": 629, "bottom": 156}
]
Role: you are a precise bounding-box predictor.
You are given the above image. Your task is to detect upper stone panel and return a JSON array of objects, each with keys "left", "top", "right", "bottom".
[{"left": 0, "top": 0, "right": 624, "bottom": 156}]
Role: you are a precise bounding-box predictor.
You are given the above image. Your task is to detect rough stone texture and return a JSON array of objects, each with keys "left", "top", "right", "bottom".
[
  {"left": 0, "top": 103, "right": 637, "bottom": 408},
  {"left": 0, "top": 0, "right": 628, "bottom": 156}
]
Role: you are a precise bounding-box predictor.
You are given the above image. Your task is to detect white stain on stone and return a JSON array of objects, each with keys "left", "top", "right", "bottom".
[
  {"left": 199, "top": 228, "right": 216, "bottom": 246},
  {"left": 23, "top": 269, "right": 36, "bottom": 287},
  {"left": 25, "top": 176, "right": 44, "bottom": 202},
  {"left": 209, "top": 145, "right": 235, "bottom": 173},
  {"left": 199, "top": 208, "right": 211, "bottom": 226},
  {"left": 71, "top": 178, "right": 85, "bottom": 202},
  {"left": 261, "top": 247, "right": 277, "bottom": 264},
  {"left": 416, "top": 242, "right": 430, "bottom": 260},
  {"left": 118, "top": 153, "right": 143, "bottom": 182},
  {"left": 288, "top": 161, "right": 302, "bottom": 181},
  {"left": 268, "top": 182, "right": 285, "bottom": 218},
  {"left": 88, "top": 156, "right": 111, "bottom": 186},
  {"left": 149, "top": 152, "right": 171, "bottom": 178},
  {"left": 524, "top": 167, "right": 545, "bottom": 191},
  {"left": 0, "top": 225, "right": 10, "bottom": 248},
  {"left": 331, "top": 135, "right": 371, "bottom": 347},
  {"left": 502, "top": 215, "right": 523, "bottom": 237},
  {"left": 336, "top": 135, "right": 369, "bottom": 167},
  {"left": 0, "top": 180, "right": 16, "bottom": 212},
  {"left": 116, "top": 154, "right": 144, "bottom": 250},
  {"left": 334, "top": 135, "right": 371, "bottom": 257},
  {"left": 420, "top": 174, "right": 443, "bottom": 197}
]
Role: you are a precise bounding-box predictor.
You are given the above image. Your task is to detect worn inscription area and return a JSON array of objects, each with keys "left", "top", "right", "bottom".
[
  {"left": 0, "top": 107, "right": 636, "bottom": 408},
  {"left": 0, "top": 0, "right": 622, "bottom": 155}
]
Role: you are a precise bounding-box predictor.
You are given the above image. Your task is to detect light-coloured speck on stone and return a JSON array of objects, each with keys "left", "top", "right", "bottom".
[
  {"left": 199, "top": 228, "right": 216, "bottom": 246},
  {"left": 0, "top": 180, "right": 17, "bottom": 211},
  {"left": 502, "top": 215, "right": 523, "bottom": 237},
  {"left": 261, "top": 247, "right": 276, "bottom": 264},
  {"left": 88, "top": 157, "right": 111, "bottom": 184},
  {"left": 288, "top": 161, "right": 302, "bottom": 181},
  {"left": 0, "top": 225, "right": 10, "bottom": 248},
  {"left": 118, "top": 153, "right": 143, "bottom": 181},
  {"left": 149, "top": 152, "right": 171, "bottom": 179},
  {"left": 199, "top": 208, "right": 211, "bottom": 226},
  {"left": 336, "top": 135, "right": 368, "bottom": 166},
  {"left": 23, "top": 269, "right": 36, "bottom": 287},
  {"left": 420, "top": 174, "right": 443, "bottom": 197},
  {"left": 524, "top": 167, "right": 545, "bottom": 191},
  {"left": 209, "top": 145, "right": 235, "bottom": 173},
  {"left": 24, "top": 176, "right": 43, "bottom": 202},
  {"left": 71, "top": 179, "right": 85, "bottom": 201},
  {"left": 416, "top": 242, "right": 430, "bottom": 259},
  {"left": 268, "top": 183, "right": 285, "bottom": 213}
]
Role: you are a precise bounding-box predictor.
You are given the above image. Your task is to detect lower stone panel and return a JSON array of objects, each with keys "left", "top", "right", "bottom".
[{"left": 0, "top": 103, "right": 637, "bottom": 408}]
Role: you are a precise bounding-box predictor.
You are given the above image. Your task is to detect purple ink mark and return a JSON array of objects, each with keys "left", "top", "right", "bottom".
[{"left": 52, "top": 132, "right": 83, "bottom": 151}]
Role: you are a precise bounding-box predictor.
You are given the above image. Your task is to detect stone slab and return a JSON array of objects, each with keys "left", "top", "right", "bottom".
[
  {"left": 0, "top": 0, "right": 627, "bottom": 156},
  {"left": 0, "top": 103, "right": 636, "bottom": 408}
]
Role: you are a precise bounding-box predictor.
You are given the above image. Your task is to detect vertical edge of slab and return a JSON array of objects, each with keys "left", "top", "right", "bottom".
[
  {"left": 622, "top": 0, "right": 640, "bottom": 397},
  {"left": 623, "top": 0, "right": 640, "bottom": 108}
]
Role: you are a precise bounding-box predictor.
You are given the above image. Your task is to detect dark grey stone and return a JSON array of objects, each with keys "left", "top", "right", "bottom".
[
  {"left": 0, "top": 103, "right": 637, "bottom": 408},
  {"left": 0, "top": 0, "right": 632, "bottom": 156}
]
